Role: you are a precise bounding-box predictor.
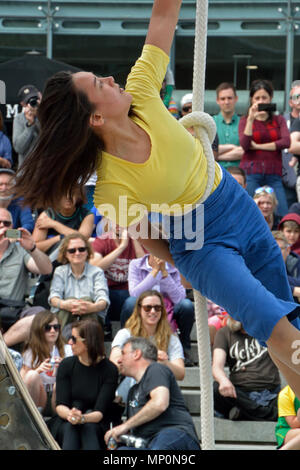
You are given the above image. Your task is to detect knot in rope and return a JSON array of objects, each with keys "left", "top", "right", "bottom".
[{"left": 179, "top": 111, "right": 216, "bottom": 144}]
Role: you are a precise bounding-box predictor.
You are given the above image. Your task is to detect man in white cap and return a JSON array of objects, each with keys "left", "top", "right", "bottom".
[{"left": 12, "top": 84, "right": 41, "bottom": 168}]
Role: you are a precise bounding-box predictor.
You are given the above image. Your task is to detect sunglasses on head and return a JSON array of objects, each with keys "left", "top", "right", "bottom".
[
  {"left": 44, "top": 323, "right": 61, "bottom": 332},
  {"left": 182, "top": 105, "right": 192, "bottom": 113},
  {"left": 70, "top": 335, "right": 85, "bottom": 344},
  {"left": 140, "top": 304, "right": 163, "bottom": 313},
  {"left": 0, "top": 220, "right": 12, "bottom": 227},
  {"left": 66, "top": 247, "right": 87, "bottom": 254},
  {"left": 254, "top": 186, "right": 274, "bottom": 195}
]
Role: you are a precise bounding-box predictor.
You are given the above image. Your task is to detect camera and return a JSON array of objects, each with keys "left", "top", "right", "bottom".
[
  {"left": 119, "top": 434, "right": 148, "bottom": 449},
  {"left": 258, "top": 103, "right": 276, "bottom": 113},
  {"left": 28, "top": 96, "right": 39, "bottom": 108},
  {"left": 5, "top": 229, "right": 22, "bottom": 239}
]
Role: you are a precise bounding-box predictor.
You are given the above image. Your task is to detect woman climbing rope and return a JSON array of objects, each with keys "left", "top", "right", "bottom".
[{"left": 15, "top": 0, "right": 300, "bottom": 403}]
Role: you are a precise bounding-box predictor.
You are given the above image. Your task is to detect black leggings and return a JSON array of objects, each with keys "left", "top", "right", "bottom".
[{"left": 61, "top": 421, "right": 105, "bottom": 450}]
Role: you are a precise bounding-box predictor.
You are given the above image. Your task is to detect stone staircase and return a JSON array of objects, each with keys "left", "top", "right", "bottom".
[{"left": 108, "top": 322, "right": 280, "bottom": 450}]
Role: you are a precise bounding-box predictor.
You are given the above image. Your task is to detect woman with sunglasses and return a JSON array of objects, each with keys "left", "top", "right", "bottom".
[
  {"left": 110, "top": 290, "right": 185, "bottom": 387},
  {"left": 13, "top": 0, "right": 300, "bottom": 401},
  {"left": 21, "top": 310, "right": 72, "bottom": 416},
  {"left": 239, "top": 79, "right": 290, "bottom": 217},
  {"left": 49, "top": 232, "right": 110, "bottom": 335},
  {"left": 54, "top": 319, "right": 118, "bottom": 450},
  {"left": 253, "top": 186, "right": 281, "bottom": 230}
]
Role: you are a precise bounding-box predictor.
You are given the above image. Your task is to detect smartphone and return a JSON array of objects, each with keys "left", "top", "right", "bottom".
[
  {"left": 258, "top": 103, "right": 276, "bottom": 112},
  {"left": 5, "top": 229, "right": 22, "bottom": 239}
]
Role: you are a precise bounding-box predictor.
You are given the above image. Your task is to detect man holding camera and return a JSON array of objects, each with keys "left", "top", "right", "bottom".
[
  {"left": 12, "top": 85, "right": 41, "bottom": 168},
  {"left": 104, "top": 337, "right": 200, "bottom": 451},
  {"left": 0, "top": 207, "right": 52, "bottom": 346}
]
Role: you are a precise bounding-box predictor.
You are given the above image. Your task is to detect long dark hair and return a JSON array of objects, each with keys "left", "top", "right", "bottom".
[
  {"left": 73, "top": 319, "right": 105, "bottom": 366},
  {"left": 15, "top": 71, "right": 103, "bottom": 209},
  {"left": 247, "top": 79, "right": 274, "bottom": 121}
]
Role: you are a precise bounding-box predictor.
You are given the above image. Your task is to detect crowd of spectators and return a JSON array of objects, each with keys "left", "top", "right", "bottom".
[{"left": 1, "top": 74, "right": 300, "bottom": 451}]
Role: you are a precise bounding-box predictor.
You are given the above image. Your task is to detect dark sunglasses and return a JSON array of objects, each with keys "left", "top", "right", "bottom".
[
  {"left": 70, "top": 335, "right": 85, "bottom": 344},
  {"left": 182, "top": 105, "right": 192, "bottom": 113},
  {"left": 44, "top": 324, "right": 61, "bottom": 332},
  {"left": 66, "top": 247, "right": 87, "bottom": 254},
  {"left": 140, "top": 304, "right": 163, "bottom": 313},
  {"left": 0, "top": 220, "right": 12, "bottom": 227}
]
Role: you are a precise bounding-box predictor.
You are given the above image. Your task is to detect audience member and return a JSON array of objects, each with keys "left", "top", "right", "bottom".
[
  {"left": 180, "top": 93, "right": 219, "bottom": 158},
  {"left": 0, "top": 168, "right": 34, "bottom": 232},
  {"left": 281, "top": 81, "right": 300, "bottom": 207},
  {"left": 0, "top": 208, "right": 52, "bottom": 347},
  {"left": 12, "top": 85, "right": 41, "bottom": 168},
  {"left": 21, "top": 311, "right": 72, "bottom": 416},
  {"left": 253, "top": 186, "right": 281, "bottom": 230},
  {"left": 49, "top": 233, "right": 109, "bottom": 337},
  {"left": 160, "top": 67, "right": 179, "bottom": 119},
  {"left": 212, "top": 316, "right": 280, "bottom": 421},
  {"left": 272, "top": 231, "right": 300, "bottom": 302},
  {"left": 52, "top": 319, "right": 119, "bottom": 450},
  {"left": 110, "top": 290, "right": 185, "bottom": 395},
  {"left": 278, "top": 213, "right": 300, "bottom": 255},
  {"left": 213, "top": 82, "right": 243, "bottom": 168},
  {"left": 126, "top": 253, "right": 195, "bottom": 366},
  {"left": 90, "top": 226, "right": 145, "bottom": 339},
  {"left": 207, "top": 299, "right": 229, "bottom": 348},
  {"left": 227, "top": 166, "right": 247, "bottom": 188},
  {"left": 105, "top": 336, "right": 200, "bottom": 451},
  {"left": 275, "top": 385, "right": 300, "bottom": 450},
  {"left": 33, "top": 188, "right": 94, "bottom": 257},
  {"left": 0, "top": 110, "right": 12, "bottom": 168},
  {"left": 239, "top": 79, "right": 290, "bottom": 217}
]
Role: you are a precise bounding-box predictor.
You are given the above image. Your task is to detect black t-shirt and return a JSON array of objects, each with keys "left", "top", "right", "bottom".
[
  {"left": 127, "top": 362, "right": 198, "bottom": 443},
  {"left": 56, "top": 356, "right": 118, "bottom": 417},
  {"left": 213, "top": 326, "right": 280, "bottom": 391}
]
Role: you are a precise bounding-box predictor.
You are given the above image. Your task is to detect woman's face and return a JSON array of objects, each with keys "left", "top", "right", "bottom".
[
  {"left": 65, "top": 238, "right": 88, "bottom": 266},
  {"left": 251, "top": 88, "right": 272, "bottom": 106},
  {"left": 68, "top": 327, "right": 87, "bottom": 357},
  {"left": 58, "top": 194, "right": 76, "bottom": 213},
  {"left": 139, "top": 295, "right": 163, "bottom": 330},
  {"left": 44, "top": 318, "right": 60, "bottom": 345},
  {"left": 255, "top": 194, "right": 274, "bottom": 218},
  {"left": 72, "top": 72, "right": 132, "bottom": 120}
]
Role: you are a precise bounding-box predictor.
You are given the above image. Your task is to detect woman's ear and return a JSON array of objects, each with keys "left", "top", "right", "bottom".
[{"left": 90, "top": 113, "right": 105, "bottom": 128}]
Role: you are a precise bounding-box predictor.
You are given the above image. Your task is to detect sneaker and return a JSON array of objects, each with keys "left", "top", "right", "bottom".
[
  {"left": 183, "top": 349, "right": 194, "bottom": 367},
  {"left": 104, "top": 326, "right": 112, "bottom": 342},
  {"left": 229, "top": 406, "right": 241, "bottom": 421}
]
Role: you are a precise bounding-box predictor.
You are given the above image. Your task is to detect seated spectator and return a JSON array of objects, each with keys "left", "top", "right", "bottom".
[
  {"left": 212, "top": 316, "right": 281, "bottom": 421},
  {"left": 33, "top": 187, "right": 94, "bottom": 257},
  {"left": 272, "top": 231, "right": 300, "bottom": 302},
  {"left": 278, "top": 212, "right": 300, "bottom": 255},
  {"left": 52, "top": 319, "right": 119, "bottom": 450},
  {"left": 21, "top": 311, "right": 72, "bottom": 416},
  {"left": 105, "top": 337, "right": 200, "bottom": 451},
  {"left": 49, "top": 233, "right": 109, "bottom": 337},
  {"left": 13, "top": 84, "right": 41, "bottom": 168},
  {"left": 0, "top": 168, "right": 34, "bottom": 232},
  {"left": 275, "top": 385, "right": 300, "bottom": 450},
  {"left": 90, "top": 226, "right": 145, "bottom": 339},
  {"left": 0, "top": 110, "right": 12, "bottom": 169},
  {"left": 0, "top": 208, "right": 52, "bottom": 348},
  {"left": 227, "top": 166, "right": 247, "bottom": 188},
  {"left": 110, "top": 289, "right": 185, "bottom": 405},
  {"left": 253, "top": 185, "right": 281, "bottom": 230},
  {"left": 126, "top": 253, "right": 195, "bottom": 366}
]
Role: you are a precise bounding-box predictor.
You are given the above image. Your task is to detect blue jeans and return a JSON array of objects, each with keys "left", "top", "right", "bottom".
[
  {"left": 245, "top": 173, "right": 288, "bottom": 217},
  {"left": 120, "top": 297, "right": 195, "bottom": 350},
  {"left": 118, "top": 428, "right": 200, "bottom": 451}
]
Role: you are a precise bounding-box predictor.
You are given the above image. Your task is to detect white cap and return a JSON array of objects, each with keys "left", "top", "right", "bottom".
[{"left": 180, "top": 93, "right": 193, "bottom": 109}]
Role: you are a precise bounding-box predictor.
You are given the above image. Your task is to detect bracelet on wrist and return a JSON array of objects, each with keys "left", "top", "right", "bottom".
[
  {"left": 81, "top": 415, "right": 85, "bottom": 424},
  {"left": 29, "top": 243, "right": 37, "bottom": 253}
]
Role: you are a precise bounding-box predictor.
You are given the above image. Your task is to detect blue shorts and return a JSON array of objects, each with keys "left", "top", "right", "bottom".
[{"left": 166, "top": 168, "right": 300, "bottom": 345}]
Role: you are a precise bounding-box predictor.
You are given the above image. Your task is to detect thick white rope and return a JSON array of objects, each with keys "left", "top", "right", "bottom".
[{"left": 179, "top": 0, "right": 216, "bottom": 451}]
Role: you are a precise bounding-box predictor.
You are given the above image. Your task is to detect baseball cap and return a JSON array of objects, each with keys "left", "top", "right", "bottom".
[{"left": 17, "top": 84, "right": 39, "bottom": 104}]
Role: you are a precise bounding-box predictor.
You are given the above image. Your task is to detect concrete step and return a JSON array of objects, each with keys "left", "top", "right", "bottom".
[{"left": 193, "top": 417, "right": 277, "bottom": 446}]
